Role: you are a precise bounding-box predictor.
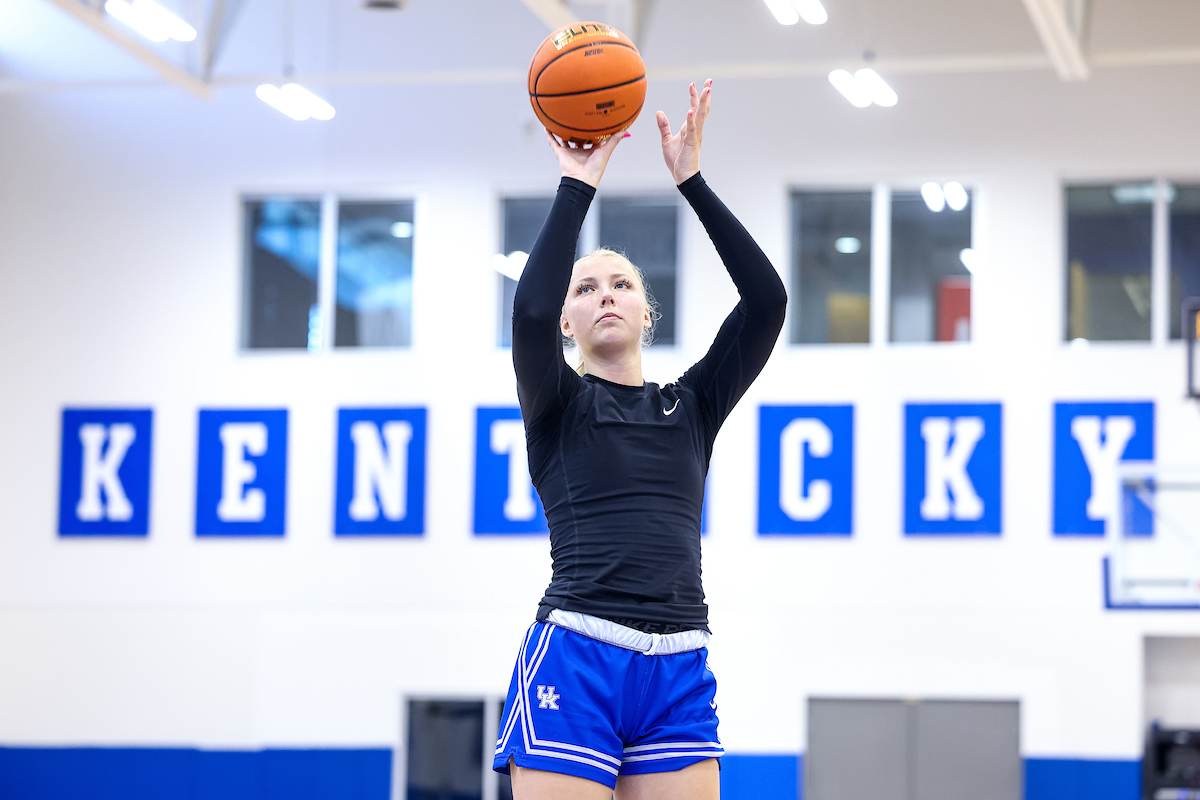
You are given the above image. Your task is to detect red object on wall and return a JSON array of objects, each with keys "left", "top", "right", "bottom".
[{"left": 936, "top": 278, "right": 971, "bottom": 341}]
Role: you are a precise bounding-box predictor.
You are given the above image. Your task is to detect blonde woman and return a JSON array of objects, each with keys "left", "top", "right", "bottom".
[{"left": 494, "top": 80, "right": 787, "bottom": 800}]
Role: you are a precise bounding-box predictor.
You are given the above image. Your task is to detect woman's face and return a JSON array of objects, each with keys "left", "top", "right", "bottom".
[{"left": 560, "top": 255, "right": 651, "bottom": 359}]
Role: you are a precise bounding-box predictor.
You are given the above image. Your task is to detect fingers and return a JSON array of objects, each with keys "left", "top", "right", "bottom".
[
  {"left": 595, "top": 128, "right": 625, "bottom": 157},
  {"left": 655, "top": 110, "right": 672, "bottom": 143}
]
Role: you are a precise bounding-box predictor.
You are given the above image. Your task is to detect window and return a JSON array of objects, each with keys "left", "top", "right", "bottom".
[
  {"left": 336, "top": 201, "right": 414, "bottom": 348},
  {"left": 789, "top": 183, "right": 974, "bottom": 345},
  {"left": 790, "top": 191, "right": 872, "bottom": 344},
  {"left": 597, "top": 196, "right": 678, "bottom": 345},
  {"left": 1065, "top": 184, "right": 1153, "bottom": 342},
  {"left": 242, "top": 195, "right": 415, "bottom": 351},
  {"left": 403, "top": 697, "right": 510, "bottom": 800},
  {"left": 243, "top": 199, "right": 321, "bottom": 349},
  {"left": 1170, "top": 185, "right": 1200, "bottom": 340},
  {"left": 890, "top": 189, "right": 973, "bottom": 343},
  {"left": 1066, "top": 181, "right": 1200, "bottom": 344},
  {"left": 497, "top": 198, "right": 554, "bottom": 348},
  {"left": 496, "top": 194, "right": 679, "bottom": 347}
]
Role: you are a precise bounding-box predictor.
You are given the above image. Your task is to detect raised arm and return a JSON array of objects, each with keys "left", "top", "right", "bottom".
[
  {"left": 676, "top": 172, "right": 787, "bottom": 427},
  {"left": 658, "top": 80, "right": 787, "bottom": 428},
  {"left": 512, "top": 130, "right": 626, "bottom": 423}
]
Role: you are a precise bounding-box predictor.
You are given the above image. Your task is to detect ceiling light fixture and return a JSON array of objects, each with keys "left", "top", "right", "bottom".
[
  {"left": 854, "top": 69, "right": 897, "bottom": 106},
  {"left": 104, "top": 0, "right": 196, "bottom": 42},
  {"left": 492, "top": 251, "right": 529, "bottom": 281},
  {"left": 834, "top": 237, "right": 862, "bottom": 254},
  {"left": 763, "top": 0, "right": 828, "bottom": 25},
  {"left": 944, "top": 182, "right": 969, "bottom": 211},
  {"left": 792, "top": 0, "right": 828, "bottom": 24},
  {"left": 256, "top": 83, "right": 336, "bottom": 121},
  {"left": 828, "top": 70, "right": 871, "bottom": 107},
  {"left": 763, "top": 0, "right": 800, "bottom": 25},
  {"left": 921, "top": 182, "right": 946, "bottom": 212},
  {"left": 959, "top": 248, "right": 980, "bottom": 274},
  {"left": 829, "top": 68, "right": 897, "bottom": 108}
]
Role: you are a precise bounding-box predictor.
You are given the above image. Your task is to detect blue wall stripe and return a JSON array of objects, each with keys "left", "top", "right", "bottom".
[
  {"left": 0, "top": 748, "right": 1140, "bottom": 800},
  {"left": 0, "top": 747, "right": 391, "bottom": 800},
  {"left": 1025, "top": 757, "right": 1141, "bottom": 800},
  {"left": 720, "top": 753, "right": 802, "bottom": 800},
  {"left": 718, "top": 753, "right": 1140, "bottom": 800}
]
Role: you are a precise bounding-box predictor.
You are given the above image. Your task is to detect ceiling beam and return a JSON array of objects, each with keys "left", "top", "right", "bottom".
[
  {"left": 41, "top": 0, "right": 213, "bottom": 99},
  {"left": 11, "top": 45, "right": 1200, "bottom": 96},
  {"left": 518, "top": 0, "right": 575, "bottom": 31},
  {"left": 1020, "top": 0, "right": 1090, "bottom": 80},
  {"left": 202, "top": 0, "right": 247, "bottom": 81}
]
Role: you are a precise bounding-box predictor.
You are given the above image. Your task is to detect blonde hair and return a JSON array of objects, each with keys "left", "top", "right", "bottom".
[{"left": 563, "top": 247, "right": 661, "bottom": 375}]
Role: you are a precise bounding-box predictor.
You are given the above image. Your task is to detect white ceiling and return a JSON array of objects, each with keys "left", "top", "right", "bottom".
[{"left": 0, "top": 0, "right": 1198, "bottom": 93}]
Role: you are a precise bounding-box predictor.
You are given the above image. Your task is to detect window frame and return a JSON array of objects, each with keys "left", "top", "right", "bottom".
[
  {"left": 787, "top": 180, "right": 979, "bottom": 348},
  {"left": 239, "top": 187, "right": 424, "bottom": 354},
  {"left": 494, "top": 187, "right": 684, "bottom": 351},
  {"left": 397, "top": 692, "right": 509, "bottom": 800},
  {"left": 1059, "top": 176, "right": 1200, "bottom": 346}
]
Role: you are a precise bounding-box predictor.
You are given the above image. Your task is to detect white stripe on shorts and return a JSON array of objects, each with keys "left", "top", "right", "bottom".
[
  {"left": 498, "top": 623, "right": 622, "bottom": 776},
  {"left": 623, "top": 741, "right": 724, "bottom": 753}
]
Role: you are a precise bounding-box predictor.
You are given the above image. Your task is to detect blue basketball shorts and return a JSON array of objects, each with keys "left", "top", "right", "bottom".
[{"left": 492, "top": 617, "right": 723, "bottom": 788}]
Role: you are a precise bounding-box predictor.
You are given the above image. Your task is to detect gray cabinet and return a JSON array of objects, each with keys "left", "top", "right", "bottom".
[{"left": 806, "top": 698, "right": 1020, "bottom": 800}]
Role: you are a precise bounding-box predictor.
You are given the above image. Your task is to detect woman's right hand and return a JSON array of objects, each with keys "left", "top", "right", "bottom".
[{"left": 545, "top": 128, "right": 628, "bottom": 188}]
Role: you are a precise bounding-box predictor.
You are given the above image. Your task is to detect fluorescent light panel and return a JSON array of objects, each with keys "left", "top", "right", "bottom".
[
  {"left": 834, "top": 237, "right": 861, "bottom": 254},
  {"left": 854, "top": 69, "right": 897, "bottom": 107},
  {"left": 763, "top": 0, "right": 826, "bottom": 25},
  {"left": 921, "top": 182, "right": 970, "bottom": 213},
  {"left": 944, "top": 182, "right": 969, "bottom": 211},
  {"left": 492, "top": 251, "right": 529, "bottom": 281},
  {"left": 104, "top": 0, "right": 196, "bottom": 42},
  {"left": 763, "top": 0, "right": 800, "bottom": 25},
  {"left": 828, "top": 70, "right": 871, "bottom": 107},
  {"left": 793, "top": 0, "right": 828, "bottom": 25},
  {"left": 829, "top": 69, "right": 897, "bottom": 108},
  {"left": 256, "top": 83, "right": 336, "bottom": 121},
  {"left": 921, "top": 182, "right": 946, "bottom": 213}
]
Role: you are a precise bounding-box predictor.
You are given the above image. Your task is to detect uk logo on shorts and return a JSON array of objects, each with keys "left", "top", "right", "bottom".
[{"left": 537, "top": 685, "right": 560, "bottom": 710}]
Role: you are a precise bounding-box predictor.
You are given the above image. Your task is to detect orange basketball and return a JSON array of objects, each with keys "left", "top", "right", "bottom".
[{"left": 527, "top": 22, "right": 646, "bottom": 145}]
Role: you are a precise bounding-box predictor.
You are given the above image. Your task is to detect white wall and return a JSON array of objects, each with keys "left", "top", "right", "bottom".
[{"left": 2, "top": 56, "right": 1200, "bottom": 763}]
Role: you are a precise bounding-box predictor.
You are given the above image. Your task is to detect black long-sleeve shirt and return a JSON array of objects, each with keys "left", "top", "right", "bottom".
[{"left": 512, "top": 172, "right": 786, "bottom": 632}]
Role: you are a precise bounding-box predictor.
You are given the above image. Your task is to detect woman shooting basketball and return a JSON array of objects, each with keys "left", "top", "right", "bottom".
[{"left": 493, "top": 80, "right": 787, "bottom": 800}]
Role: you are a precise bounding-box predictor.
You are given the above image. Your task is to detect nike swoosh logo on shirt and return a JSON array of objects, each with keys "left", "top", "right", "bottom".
[{"left": 663, "top": 399, "right": 681, "bottom": 416}]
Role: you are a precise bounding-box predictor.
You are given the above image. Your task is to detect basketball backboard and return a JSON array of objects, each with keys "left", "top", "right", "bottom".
[{"left": 1106, "top": 464, "right": 1200, "bottom": 609}]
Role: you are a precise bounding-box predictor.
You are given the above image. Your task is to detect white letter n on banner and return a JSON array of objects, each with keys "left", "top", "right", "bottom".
[{"left": 349, "top": 420, "right": 412, "bottom": 521}]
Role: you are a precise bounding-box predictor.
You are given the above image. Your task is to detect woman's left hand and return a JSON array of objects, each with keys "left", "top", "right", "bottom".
[{"left": 656, "top": 79, "right": 712, "bottom": 185}]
